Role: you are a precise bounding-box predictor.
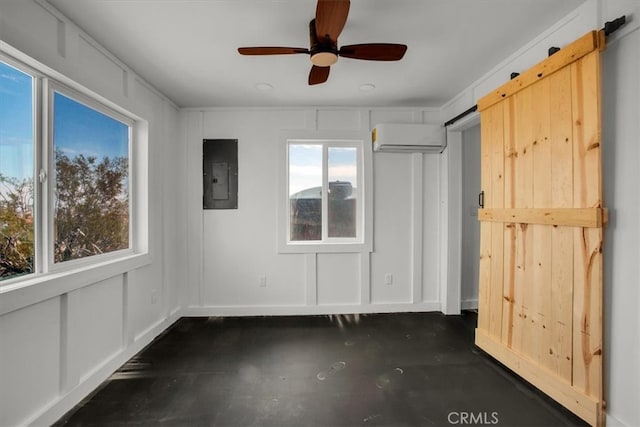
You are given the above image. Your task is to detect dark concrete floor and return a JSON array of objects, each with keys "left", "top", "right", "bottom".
[{"left": 55, "top": 312, "right": 587, "bottom": 426}]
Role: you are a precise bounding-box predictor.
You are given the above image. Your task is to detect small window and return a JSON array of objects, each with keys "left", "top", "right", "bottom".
[
  {"left": 51, "top": 91, "right": 131, "bottom": 264},
  {"left": 287, "top": 140, "right": 362, "bottom": 245},
  {"left": 0, "top": 61, "right": 35, "bottom": 280}
]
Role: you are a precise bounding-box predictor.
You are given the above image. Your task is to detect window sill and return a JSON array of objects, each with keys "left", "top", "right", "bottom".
[
  {"left": 278, "top": 242, "right": 371, "bottom": 254},
  {"left": 0, "top": 252, "right": 151, "bottom": 316}
]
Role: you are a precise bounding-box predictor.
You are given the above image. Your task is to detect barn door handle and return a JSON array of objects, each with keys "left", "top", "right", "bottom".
[{"left": 478, "top": 191, "right": 485, "bottom": 209}]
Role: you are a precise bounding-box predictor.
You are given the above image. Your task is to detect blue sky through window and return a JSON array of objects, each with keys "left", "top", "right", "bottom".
[
  {"left": 0, "top": 61, "right": 33, "bottom": 181},
  {"left": 328, "top": 146, "right": 357, "bottom": 188},
  {"left": 54, "top": 92, "right": 129, "bottom": 161},
  {"left": 289, "top": 144, "right": 322, "bottom": 197},
  {"left": 1, "top": 60, "right": 130, "bottom": 186},
  {"left": 289, "top": 143, "right": 358, "bottom": 197}
]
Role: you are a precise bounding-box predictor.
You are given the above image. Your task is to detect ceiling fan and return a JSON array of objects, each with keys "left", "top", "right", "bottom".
[{"left": 238, "top": 0, "right": 408, "bottom": 85}]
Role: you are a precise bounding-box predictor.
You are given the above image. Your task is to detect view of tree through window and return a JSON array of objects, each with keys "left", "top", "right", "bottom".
[
  {"left": 53, "top": 92, "right": 130, "bottom": 263},
  {"left": 0, "top": 61, "right": 35, "bottom": 280},
  {"left": 288, "top": 142, "right": 358, "bottom": 242}
]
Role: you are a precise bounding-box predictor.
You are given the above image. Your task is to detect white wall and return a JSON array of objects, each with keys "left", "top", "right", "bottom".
[
  {"left": 600, "top": 2, "right": 640, "bottom": 425},
  {"left": 1, "top": 0, "right": 638, "bottom": 426},
  {"left": 183, "top": 108, "right": 446, "bottom": 315},
  {"left": 0, "top": 1, "right": 185, "bottom": 426},
  {"left": 442, "top": 0, "right": 640, "bottom": 425},
  {"left": 460, "top": 125, "right": 481, "bottom": 309}
]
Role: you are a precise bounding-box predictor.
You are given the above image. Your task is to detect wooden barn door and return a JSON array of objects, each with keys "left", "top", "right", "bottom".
[{"left": 475, "top": 31, "right": 607, "bottom": 426}]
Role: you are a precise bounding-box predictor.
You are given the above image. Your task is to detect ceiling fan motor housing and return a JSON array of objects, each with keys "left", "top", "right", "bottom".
[{"left": 309, "top": 19, "right": 338, "bottom": 66}]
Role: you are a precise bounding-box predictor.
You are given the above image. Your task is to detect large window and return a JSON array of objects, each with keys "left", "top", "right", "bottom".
[
  {"left": 0, "top": 61, "right": 35, "bottom": 280},
  {"left": 287, "top": 140, "right": 363, "bottom": 246},
  {"left": 0, "top": 56, "right": 136, "bottom": 283},
  {"left": 52, "top": 91, "right": 131, "bottom": 264}
]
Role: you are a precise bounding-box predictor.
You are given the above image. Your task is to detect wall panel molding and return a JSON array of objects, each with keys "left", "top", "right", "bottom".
[{"left": 411, "top": 153, "right": 424, "bottom": 303}]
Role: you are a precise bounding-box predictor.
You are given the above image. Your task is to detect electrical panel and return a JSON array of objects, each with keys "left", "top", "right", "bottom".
[{"left": 203, "top": 139, "right": 238, "bottom": 209}]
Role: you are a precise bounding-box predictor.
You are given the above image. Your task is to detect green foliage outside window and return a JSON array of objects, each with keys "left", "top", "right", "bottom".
[
  {"left": 54, "top": 149, "right": 129, "bottom": 263},
  {"left": 0, "top": 174, "right": 34, "bottom": 279},
  {"left": 0, "top": 151, "right": 129, "bottom": 280}
]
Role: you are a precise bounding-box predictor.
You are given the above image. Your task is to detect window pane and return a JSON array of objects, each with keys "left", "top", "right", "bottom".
[
  {"left": 328, "top": 147, "right": 357, "bottom": 238},
  {"left": 53, "top": 92, "right": 130, "bottom": 263},
  {"left": 289, "top": 144, "right": 322, "bottom": 241},
  {"left": 0, "top": 62, "right": 35, "bottom": 281}
]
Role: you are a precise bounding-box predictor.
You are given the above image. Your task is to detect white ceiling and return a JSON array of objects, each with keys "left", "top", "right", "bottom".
[{"left": 47, "top": 0, "right": 585, "bottom": 108}]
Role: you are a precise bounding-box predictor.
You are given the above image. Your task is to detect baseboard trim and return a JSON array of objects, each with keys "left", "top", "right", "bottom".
[
  {"left": 461, "top": 299, "right": 478, "bottom": 310},
  {"left": 606, "top": 413, "right": 629, "bottom": 427},
  {"left": 183, "top": 301, "right": 442, "bottom": 317}
]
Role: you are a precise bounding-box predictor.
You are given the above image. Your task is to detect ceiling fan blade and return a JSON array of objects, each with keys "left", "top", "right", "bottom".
[
  {"left": 309, "top": 65, "right": 330, "bottom": 85},
  {"left": 238, "top": 47, "right": 309, "bottom": 55},
  {"left": 315, "top": 0, "right": 350, "bottom": 44},
  {"left": 339, "top": 43, "right": 407, "bottom": 61}
]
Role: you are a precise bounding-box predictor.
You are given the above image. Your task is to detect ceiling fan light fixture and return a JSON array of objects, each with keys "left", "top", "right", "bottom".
[{"left": 310, "top": 51, "right": 338, "bottom": 67}]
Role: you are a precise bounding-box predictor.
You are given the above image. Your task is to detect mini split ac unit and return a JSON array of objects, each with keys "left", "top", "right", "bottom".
[{"left": 372, "top": 123, "right": 446, "bottom": 153}]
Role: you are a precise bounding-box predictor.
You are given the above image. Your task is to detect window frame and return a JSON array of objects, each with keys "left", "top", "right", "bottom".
[
  {"left": 278, "top": 130, "right": 373, "bottom": 254},
  {"left": 0, "top": 55, "right": 40, "bottom": 280},
  {"left": 45, "top": 82, "right": 135, "bottom": 272},
  {"left": 0, "top": 45, "right": 148, "bottom": 292}
]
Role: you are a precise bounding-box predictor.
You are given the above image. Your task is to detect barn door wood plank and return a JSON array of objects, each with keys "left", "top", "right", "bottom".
[
  {"left": 548, "top": 66, "right": 575, "bottom": 382},
  {"left": 531, "top": 76, "right": 553, "bottom": 368},
  {"left": 477, "top": 103, "right": 499, "bottom": 333},
  {"left": 489, "top": 103, "right": 505, "bottom": 339},
  {"left": 514, "top": 86, "right": 535, "bottom": 356},
  {"left": 570, "top": 51, "right": 604, "bottom": 419},
  {"left": 501, "top": 97, "right": 517, "bottom": 347}
]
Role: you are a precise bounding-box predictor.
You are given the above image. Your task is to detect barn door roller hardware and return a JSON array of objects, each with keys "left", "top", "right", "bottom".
[
  {"left": 443, "top": 16, "right": 626, "bottom": 129},
  {"left": 603, "top": 16, "right": 626, "bottom": 36}
]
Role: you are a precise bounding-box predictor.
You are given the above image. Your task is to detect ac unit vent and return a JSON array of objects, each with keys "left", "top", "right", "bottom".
[{"left": 372, "top": 123, "right": 445, "bottom": 153}]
